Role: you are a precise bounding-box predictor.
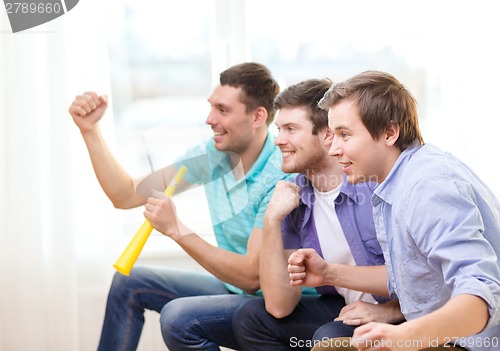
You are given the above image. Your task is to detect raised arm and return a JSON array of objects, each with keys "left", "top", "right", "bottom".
[
  {"left": 69, "top": 92, "right": 145, "bottom": 209},
  {"left": 260, "top": 181, "right": 303, "bottom": 318}
]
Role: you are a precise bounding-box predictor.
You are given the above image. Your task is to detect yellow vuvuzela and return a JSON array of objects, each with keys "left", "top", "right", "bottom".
[{"left": 113, "top": 166, "right": 187, "bottom": 276}]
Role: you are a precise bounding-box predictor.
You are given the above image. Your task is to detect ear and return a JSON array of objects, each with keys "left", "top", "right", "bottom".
[
  {"left": 253, "top": 107, "right": 268, "bottom": 128},
  {"left": 385, "top": 121, "right": 400, "bottom": 146},
  {"left": 323, "top": 127, "right": 334, "bottom": 146}
]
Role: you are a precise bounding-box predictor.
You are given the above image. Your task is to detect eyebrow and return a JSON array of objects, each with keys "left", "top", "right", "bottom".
[
  {"left": 276, "top": 122, "right": 299, "bottom": 129},
  {"left": 332, "top": 125, "right": 352, "bottom": 131},
  {"left": 209, "top": 101, "right": 230, "bottom": 110},
  {"left": 207, "top": 96, "right": 225, "bottom": 105}
]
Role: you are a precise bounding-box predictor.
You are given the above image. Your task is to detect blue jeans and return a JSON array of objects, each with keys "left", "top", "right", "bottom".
[
  {"left": 233, "top": 295, "right": 355, "bottom": 351},
  {"left": 161, "top": 293, "right": 255, "bottom": 350},
  {"left": 97, "top": 266, "right": 253, "bottom": 351}
]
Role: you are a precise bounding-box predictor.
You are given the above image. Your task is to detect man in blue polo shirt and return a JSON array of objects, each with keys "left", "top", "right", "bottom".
[
  {"left": 233, "top": 79, "right": 403, "bottom": 351},
  {"left": 68, "top": 62, "right": 291, "bottom": 351}
]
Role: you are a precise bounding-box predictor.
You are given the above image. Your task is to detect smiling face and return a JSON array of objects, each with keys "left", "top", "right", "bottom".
[
  {"left": 206, "top": 85, "right": 256, "bottom": 154},
  {"left": 328, "top": 99, "right": 399, "bottom": 184},
  {"left": 274, "top": 106, "right": 331, "bottom": 175}
]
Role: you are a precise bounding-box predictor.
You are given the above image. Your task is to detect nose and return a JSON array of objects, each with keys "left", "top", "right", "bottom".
[
  {"left": 328, "top": 137, "right": 342, "bottom": 158},
  {"left": 205, "top": 110, "right": 217, "bottom": 126},
  {"left": 274, "top": 130, "right": 286, "bottom": 146}
]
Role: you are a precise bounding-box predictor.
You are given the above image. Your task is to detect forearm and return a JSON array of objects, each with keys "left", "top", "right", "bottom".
[
  {"left": 81, "top": 127, "right": 145, "bottom": 209},
  {"left": 402, "top": 294, "right": 489, "bottom": 344},
  {"left": 325, "top": 264, "right": 389, "bottom": 297},
  {"left": 380, "top": 299, "right": 405, "bottom": 324},
  {"left": 174, "top": 225, "right": 261, "bottom": 294},
  {"left": 260, "top": 219, "right": 301, "bottom": 318}
]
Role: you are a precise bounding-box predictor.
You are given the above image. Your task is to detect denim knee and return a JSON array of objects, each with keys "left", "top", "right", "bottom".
[
  {"left": 232, "top": 298, "right": 266, "bottom": 337},
  {"left": 107, "top": 272, "right": 127, "bottom": 303},
  {"left": 107, "top": 267, "right": 160, "bottom": 315},
  {"left": 108, "top": 267, "right": 145, "bottom": 300},
  {"left": 312, "top": 321, "right": 355, "bottom": 341},
  {"left": 160, "top": 298, "right": 190, "bottom": 346}
]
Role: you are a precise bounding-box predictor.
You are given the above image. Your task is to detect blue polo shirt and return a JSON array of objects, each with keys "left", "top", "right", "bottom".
[
  {"left": 282, "top": 174, "right": 386, "bottom": 301},
  {"left": 176, "top": 134, "right": 292, "bottom": 294}
]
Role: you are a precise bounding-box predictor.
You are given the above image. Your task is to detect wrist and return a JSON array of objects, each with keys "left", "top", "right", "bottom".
[
  {"left": 398, "top": 319, "right": 424, "bottom": 345},
  {"left": 80, "top": 124, "right": 101, "bottom": 139},
  {"left": 171, "top": 222, "right": 193, "bottom": 242},
  {"left": 264, "top": 213, "right": 284, "bottom": 228},
  {"left": 324, "top": 263, "right": 340, "bottom": 286}
]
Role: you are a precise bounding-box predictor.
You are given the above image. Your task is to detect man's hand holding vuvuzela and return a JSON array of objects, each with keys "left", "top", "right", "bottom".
[{"left": 144, "top": 191, "right": 191, "bottom": 241}]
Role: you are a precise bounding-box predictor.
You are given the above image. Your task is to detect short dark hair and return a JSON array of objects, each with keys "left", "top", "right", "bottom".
[
  {"left": 274, "top": 78, "right": 332, "bottom": 135},
  {"left": 319, "top": 71, "right": 423, "bottom": 150},
  {"left": 220, "top": 62, "right": 280, "bottom": 126}
]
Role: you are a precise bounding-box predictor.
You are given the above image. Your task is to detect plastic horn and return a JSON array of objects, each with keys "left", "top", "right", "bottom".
[{"left": 113, "top": 166, "right": 188, "bottom": 276}]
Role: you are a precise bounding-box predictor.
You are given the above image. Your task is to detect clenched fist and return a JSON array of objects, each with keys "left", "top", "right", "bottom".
[
  {"left": 68, "top": 91, "right": 108, "bottom": 133},
  {"left": 264, "top": 180, "right": 301, "bottom": 223}
]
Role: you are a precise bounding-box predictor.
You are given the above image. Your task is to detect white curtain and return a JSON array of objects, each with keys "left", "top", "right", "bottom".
[
  {"left": 0, "top": 1, "right": 121, "bottom": 350},
  {"left": 0, "top": 1, "right": 249, "bottom": 349}
]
